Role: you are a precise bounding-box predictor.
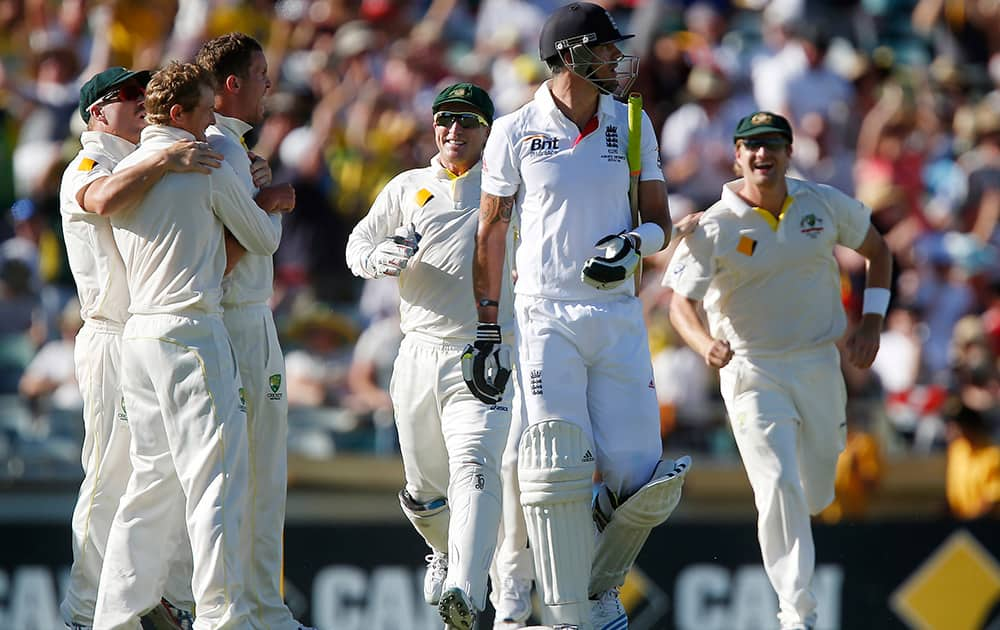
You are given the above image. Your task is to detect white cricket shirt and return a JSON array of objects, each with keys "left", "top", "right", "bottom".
[
  {"left": 206, "top": 113, "right": 278, "bottom": 307},
  {"left": 346, "top": 156, "right": 514, "bottom": 340},
  {"left": 59, "top": 131, "right": 136, "bottom": 325},
  {"left": 666, "top": 177, "right": 872, "bottom": 356},
  {"left": 480, "top": 81, "right": 663, "bottom": 301},
  {"left": 111, "top": 125, "right": 282, "bottom": 316}
]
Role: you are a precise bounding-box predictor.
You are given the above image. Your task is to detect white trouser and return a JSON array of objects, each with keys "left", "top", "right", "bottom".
[
  {"left": 62, "top": 321, "right": 193, "bottom": 626},
  {"left": 490, "top": 375, "right": 533, "bottom": 592},
  {"left": 223, "top": 302, "right": 295, "bottom": 630},
  {"left": 94, "top": 313, "right": 249, "bottom": 630},
  {"left": 720, "top": 344, "right": 847, "bottom": 630},
  {"left": 514, "top": 295, "right": 662, "bottom": 498},
  {"left": 390, "top": 333, "right": 511, "bottom": 610}
]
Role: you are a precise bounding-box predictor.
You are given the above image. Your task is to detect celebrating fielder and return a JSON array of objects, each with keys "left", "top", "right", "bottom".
[
  {"left": 93, "top": 62, "right": 285, "bottom": 629},
  {"left": 59, "top": 66, "right": 223, "bottom": 630},
  {"left": 472, "top": 4, "right": 691, "bottom": 629},
  {"left": 667, "top": 111, "right": 892, "bottom": 630},
  {"left": 346, "top": 82, "right": 513, "bottom": 630},
  {"left": 195, "top": 32, "right": 307, "bottom": 630}
]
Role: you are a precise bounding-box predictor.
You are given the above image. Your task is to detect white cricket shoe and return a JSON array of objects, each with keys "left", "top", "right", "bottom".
[
  {"left": 438, "top": 586, "right": 477, "bottom": 630},
  {"left": 492, "top": 576, "right": 532, "bottom": 628},
  {"left": 590, "top": 588, "right": 628, "bottom": 630},
  {"left": 424, "top": 550, "right": 449, "bottom": 605}
]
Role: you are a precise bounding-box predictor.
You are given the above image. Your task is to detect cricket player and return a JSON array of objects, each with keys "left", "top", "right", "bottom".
[
  {"left": 472, "top": 4, "right": 691, "bottom": 629},
  {"left": 93, "top": 61, "right": 285, "bottom": 630},
  {"left": 195, "top": 32, "right": 308, "bottom": 630},
  {"left": 59, "top": 66, "right": 224, "bottom": 630},
  {"left": 346, "top": 83, "right": 513, "bottom": 630},
  {"left": 667, "top": 111, "right": 892, "bottom": 630}
]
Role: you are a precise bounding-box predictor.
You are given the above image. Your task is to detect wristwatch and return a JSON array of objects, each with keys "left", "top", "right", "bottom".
[{"left": 478, "top": 298, "right": 500, "bottom": 308}]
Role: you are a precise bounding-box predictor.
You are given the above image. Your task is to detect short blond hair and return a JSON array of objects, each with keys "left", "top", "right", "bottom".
[{"left": 144, "top": 61, "right": 216, "bottom": 125}]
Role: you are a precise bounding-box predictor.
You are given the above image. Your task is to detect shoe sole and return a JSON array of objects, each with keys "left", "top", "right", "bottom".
[{"left": 439, "top": 588, "right": 476, "bottom": 630}]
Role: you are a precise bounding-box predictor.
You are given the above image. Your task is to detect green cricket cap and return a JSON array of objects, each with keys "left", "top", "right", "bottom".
[
  {"left": 79, "top": 67, "right": 152, "bottom": 123},
  {"left": 432, "top": 83, "right": 495, "bottom": 124},
  {"left": 733, "top": 111, "right": 793, "bottom": 143}
]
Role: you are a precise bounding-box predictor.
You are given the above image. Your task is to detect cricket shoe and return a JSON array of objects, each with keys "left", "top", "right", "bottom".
[
  {"left": 140, "top": 598, "right": 194, "bottom": 630},
  {"left": 438, "top": 586, "right": 477, "bottom": 630},
  {"left": 590, "top": 588, "right": 627, "bottom": 630},
  {"left": 424, "top": 550, "right": 449, "bottom": 605},
  {"left": 492, "top": 576, "right": 532, "bottom": 628}
]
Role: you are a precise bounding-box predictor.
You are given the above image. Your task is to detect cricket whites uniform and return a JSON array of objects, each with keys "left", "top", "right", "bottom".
[
  {"left": 481, "top": 82, "right": 664, "bottom": 497},
  {"left": 346, "top": 156, "right": 514, "bottom": 612},
  {"left": 667, "top": 177, "right": 872, "bottom": 629},
  {"left": 94, "top": 124, "right": 281, "bottom": 630},
  {"left": 59, "top": 131, "right": 192, "bottom": 627},
  {"left": 207, "top": 113, "right": 297, "bottom": 630}
]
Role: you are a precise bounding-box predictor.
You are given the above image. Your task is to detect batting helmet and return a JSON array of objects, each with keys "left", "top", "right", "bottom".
[{"left": 538, "top": 2, "right": 638, "bottom": 98}]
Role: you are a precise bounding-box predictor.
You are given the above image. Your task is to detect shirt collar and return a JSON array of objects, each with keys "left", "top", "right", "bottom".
[
  {"left": 211, "top": 112, "right": 254, "bottom": 143},
  {"left": 80, "top": 131, "right": 137, "bottom": 161},
  {"left": 139, "top": 124, "right": 197, "bottom": 145},
  {"left": 430, "top": 154, "right": 482, "bottom": 181},
  {"left": 721, "top": 177, "right": 798, "bottom": 228}
]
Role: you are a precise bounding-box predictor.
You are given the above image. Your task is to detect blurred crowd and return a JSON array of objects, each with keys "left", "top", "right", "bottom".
[{"left": 0, "top": 0, "right": 997, "bottom": 519}]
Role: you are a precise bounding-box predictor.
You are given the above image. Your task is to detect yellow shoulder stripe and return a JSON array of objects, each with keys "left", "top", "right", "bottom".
[
  {"left": 415, "top": 188, "right": 434, "bottom": 207},
  {"left": 78, "top": 157, "right": 96, "bottom": 172}
]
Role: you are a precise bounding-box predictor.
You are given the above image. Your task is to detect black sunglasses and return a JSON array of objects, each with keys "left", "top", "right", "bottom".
[
  {"left": 740, "top": 137, "right": 789, "bottom": 151},
  {"left": 434, "top": 111, "right": 489, "bottom": 129},
  {"left": 94, "top": 82, "right": 146, "bottom": 107}
]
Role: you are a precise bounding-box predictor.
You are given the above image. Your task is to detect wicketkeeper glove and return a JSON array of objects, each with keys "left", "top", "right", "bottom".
[
  {"left": 365, "top": 223, "right": 421, "bottom": 278},
  {"left": 581, "top": 232, "right": 641, "bottom": 290},
  {"left": 461, "top": 323, "right": 512, "bottom": 405}
]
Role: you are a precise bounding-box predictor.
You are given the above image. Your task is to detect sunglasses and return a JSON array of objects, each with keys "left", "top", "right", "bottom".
[
  {"left": 740, "top": 137, "right": 789, "bottom": 151},
  {"left": 434, "top": 111, "right": 489, "bottom": 129},
  {"left": 93, "top": 82, "right": 146, "bottom": 108}
]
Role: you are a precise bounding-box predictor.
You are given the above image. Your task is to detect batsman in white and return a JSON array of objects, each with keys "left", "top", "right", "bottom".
[
  {"left": 93, "top": 61, "right": 285, "bottom": 630},
  {"left": 666, "top": 111, "right": 892, "bottom": 630},
  {"left": 59, "top": 66, "right": 225, "bottom": 630},
  {"left": 195, "top": 32, "right": 309, "bottom": 630},
  {"left": 472, "top": 4, "right": 691, "bottom": 629},
  {"left": 346, "top": 82, "right": 514, "bottom": 630}
]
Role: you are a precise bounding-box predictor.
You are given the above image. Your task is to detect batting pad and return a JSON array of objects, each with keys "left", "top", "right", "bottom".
[
  {"left": 399, "top": 489, "right": 450, "bottom": 553},
  {"left": 447, "top": 463, "right": 503, "bottom": 610},
  {"left": 589, "top": 456, "right": 691, "bottom": 596},
  {"left": 518, "top": 419, "right": 596, "bottom": 627}
]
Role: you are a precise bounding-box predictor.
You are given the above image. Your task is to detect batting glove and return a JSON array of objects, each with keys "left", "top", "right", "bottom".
[
  {"left": 366, "top": 223, "right": 420, "bottom": 278},
  {"left": 581, "top": 232, "right": 640, "bottom": 290},
  {"left": 461, "top": 323, "right": 512, "bottom": 405}
]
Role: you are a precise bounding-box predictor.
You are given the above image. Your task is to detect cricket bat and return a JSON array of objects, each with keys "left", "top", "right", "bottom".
[{"left": 627, "top": 92, "right": 642, "bottom": 294}]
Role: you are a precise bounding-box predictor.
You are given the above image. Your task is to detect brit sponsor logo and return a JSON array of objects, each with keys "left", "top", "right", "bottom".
[{"left": 522, "top": 134, "right": 560, "bottom": 155}]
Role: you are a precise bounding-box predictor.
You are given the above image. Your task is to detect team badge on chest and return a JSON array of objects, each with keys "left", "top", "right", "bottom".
[{"left": 800, "top": 213, "right": 824, "bottom": 238}]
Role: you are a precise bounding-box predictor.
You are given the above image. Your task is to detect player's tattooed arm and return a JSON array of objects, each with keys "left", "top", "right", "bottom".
[
  {"left": 473, "top": 193, "right": 514, "bottom": 323},
  {"left": 480, "top": 193, "right": 513, "bottom": 224}
]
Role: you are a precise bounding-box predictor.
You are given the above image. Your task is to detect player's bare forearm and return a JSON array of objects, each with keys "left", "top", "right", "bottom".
[
  {"left": 847, "top": 224, "right": 892, "bottom": 368},
  {"left": 224, "top": 229, "right": 247, "bottom": 275},
  {"left": 473, "top": 193, "right": 513, "bottom": 323},
  {"left": 638, "top": 179, "right": 671, "bottom": 250},
  {"left": 79, "top": 142, "right": 223, "bottom": 216},
  {"left": 855, "top": 225, "right": 892, "bottom": 291},
  {"left": 670, "top": 292, "right": 732, "bottom": 367}
]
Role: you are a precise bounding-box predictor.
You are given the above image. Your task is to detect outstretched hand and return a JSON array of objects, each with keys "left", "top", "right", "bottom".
[{"left": 164, "top": 141, "right": 223, "bottom": 174}]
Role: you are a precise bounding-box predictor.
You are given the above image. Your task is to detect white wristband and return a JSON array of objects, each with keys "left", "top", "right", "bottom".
[
  {"left": 629, "top": 222, "right": 665, "bottom": 256},
  {"left": 862, "top": 287, "right": 891, "bottom": 316}
]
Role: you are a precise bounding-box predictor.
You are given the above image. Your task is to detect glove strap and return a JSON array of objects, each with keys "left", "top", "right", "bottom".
[{"left": 476, "top": 322, "right": 502, "bottom": 343}]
